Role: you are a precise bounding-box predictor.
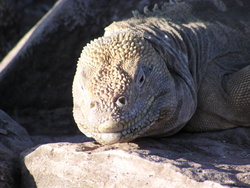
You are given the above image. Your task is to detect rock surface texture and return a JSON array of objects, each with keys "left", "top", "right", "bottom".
[
  {"left": 0, "top": 110, "right": 33, "bottom": 187},
  {"left": 0, "top": 0, "right": 57, "bottom": 61},
  {"left": 22, "top": 127, "right": 250, "bottom": 188}
]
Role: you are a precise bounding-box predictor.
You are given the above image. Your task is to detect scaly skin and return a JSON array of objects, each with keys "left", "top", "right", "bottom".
[{"left": 72, "top": 1, "right": 250, "bottom": 144}]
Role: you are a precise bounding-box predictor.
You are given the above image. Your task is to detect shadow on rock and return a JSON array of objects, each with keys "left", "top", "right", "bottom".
[{"left": 134, "top": 127, "right": 250, "bottom": 186}]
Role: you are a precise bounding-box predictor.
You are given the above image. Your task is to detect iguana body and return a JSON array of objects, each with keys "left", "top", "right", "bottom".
[{"left": 72, "top": 1, "right": 250, "bottom": 144}]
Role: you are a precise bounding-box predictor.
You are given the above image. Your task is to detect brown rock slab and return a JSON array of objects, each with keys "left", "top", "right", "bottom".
[
  {"left": 21, "top": 128, "right": 250, "bottom": 187},
  {"left": 21, "top": 143, "right": 223, "bottom": 188}
]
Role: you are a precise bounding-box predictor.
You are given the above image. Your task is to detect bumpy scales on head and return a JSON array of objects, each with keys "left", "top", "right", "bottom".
[{"left": 73, "top": 32, "right": 176, "bottom": 144}]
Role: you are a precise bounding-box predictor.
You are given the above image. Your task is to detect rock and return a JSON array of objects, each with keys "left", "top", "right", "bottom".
[
  {"left": 0, "top": 161, "right": 20, "bottom": 188},
  {"left": 0, "top": 110, "right": 33, "bottom": 161},
  {"left": 21, "top": 128, "right": 250, "bottom": 187},
  {"left": 0, "top": 0, "right": 163, "bottom": 136},
  {"left": 31, "top": 135, "right": 92, "bottom": 145},
  {"left": 0, "top": 0, "right": 20, "bottom": 61},
  {"left": 21, "top": 143, "right": 222, "bottom": 188},
  {"left": 0, "top": 0, "right": 57, "bottom": 61},
  {"left": 0, "top": 110, "right": 33, "bottom": 187}
]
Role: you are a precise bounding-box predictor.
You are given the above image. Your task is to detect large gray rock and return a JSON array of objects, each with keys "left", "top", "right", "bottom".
[
  {"left": 0, "top": 110, "right": 33, "bottom": 187},
  {"left": 21, "top": 128, "right": 250, "bottom": 187}
]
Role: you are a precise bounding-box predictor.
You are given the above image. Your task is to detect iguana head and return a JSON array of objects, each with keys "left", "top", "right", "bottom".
[{"left": 73, "top": 32, "right": 178, "bottom": 144}]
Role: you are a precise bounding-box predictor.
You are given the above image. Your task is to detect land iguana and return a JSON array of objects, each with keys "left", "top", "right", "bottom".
[{"left": 72, "top": 0, "right": 250, "bottom": 144}]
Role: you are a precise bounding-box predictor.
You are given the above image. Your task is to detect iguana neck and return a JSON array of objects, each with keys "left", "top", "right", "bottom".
[
  {"left": 142, "top": 21, "right": 213, "bottom": 130},
  {"left": 141, "top": 22, "right": 206, "bottom": 132},
  {"left": 155, "top": 22, "right": 212, "bottom": 91}
]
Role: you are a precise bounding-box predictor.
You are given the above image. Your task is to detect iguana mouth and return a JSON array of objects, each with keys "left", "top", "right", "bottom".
[
  {"left": 91, "top": 115, "right": 155, "bottom": 145},
  {"left": 90, "top": 96, "right": 161, "bottom": 144}
]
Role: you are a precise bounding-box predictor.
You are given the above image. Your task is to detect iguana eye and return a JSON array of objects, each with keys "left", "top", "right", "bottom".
[
  {"left": 139, "top": 74, "right": 145, "bottom": 83},
  {"left": 136, "top": 67, "right": 145, "bottom": 87}
]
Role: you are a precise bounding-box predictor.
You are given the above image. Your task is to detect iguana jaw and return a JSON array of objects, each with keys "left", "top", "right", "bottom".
[
  {"left": 81, "top": 90, "right": 178, "bottom": 145},
  {"left": 85, "top": 114, "right": 156, "bottom": 145},
  {"left": 86, "top": 96, "right": 156, "bottom": 144}
]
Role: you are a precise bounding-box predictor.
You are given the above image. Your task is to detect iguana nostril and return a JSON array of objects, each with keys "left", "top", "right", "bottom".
[
  {"left": 116, "top": 96, "right": 127, "bottom": 107},
  {"left": 90, "top": 101, "right": 97, "bottom": 109}
]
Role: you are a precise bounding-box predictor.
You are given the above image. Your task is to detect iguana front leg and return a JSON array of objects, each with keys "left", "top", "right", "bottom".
[
  {"left": 227, "top": 65, "right": 250, "bottom": 123},
  {"left": 186, "top": 64, "right": 250, "bottom": 132}
]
